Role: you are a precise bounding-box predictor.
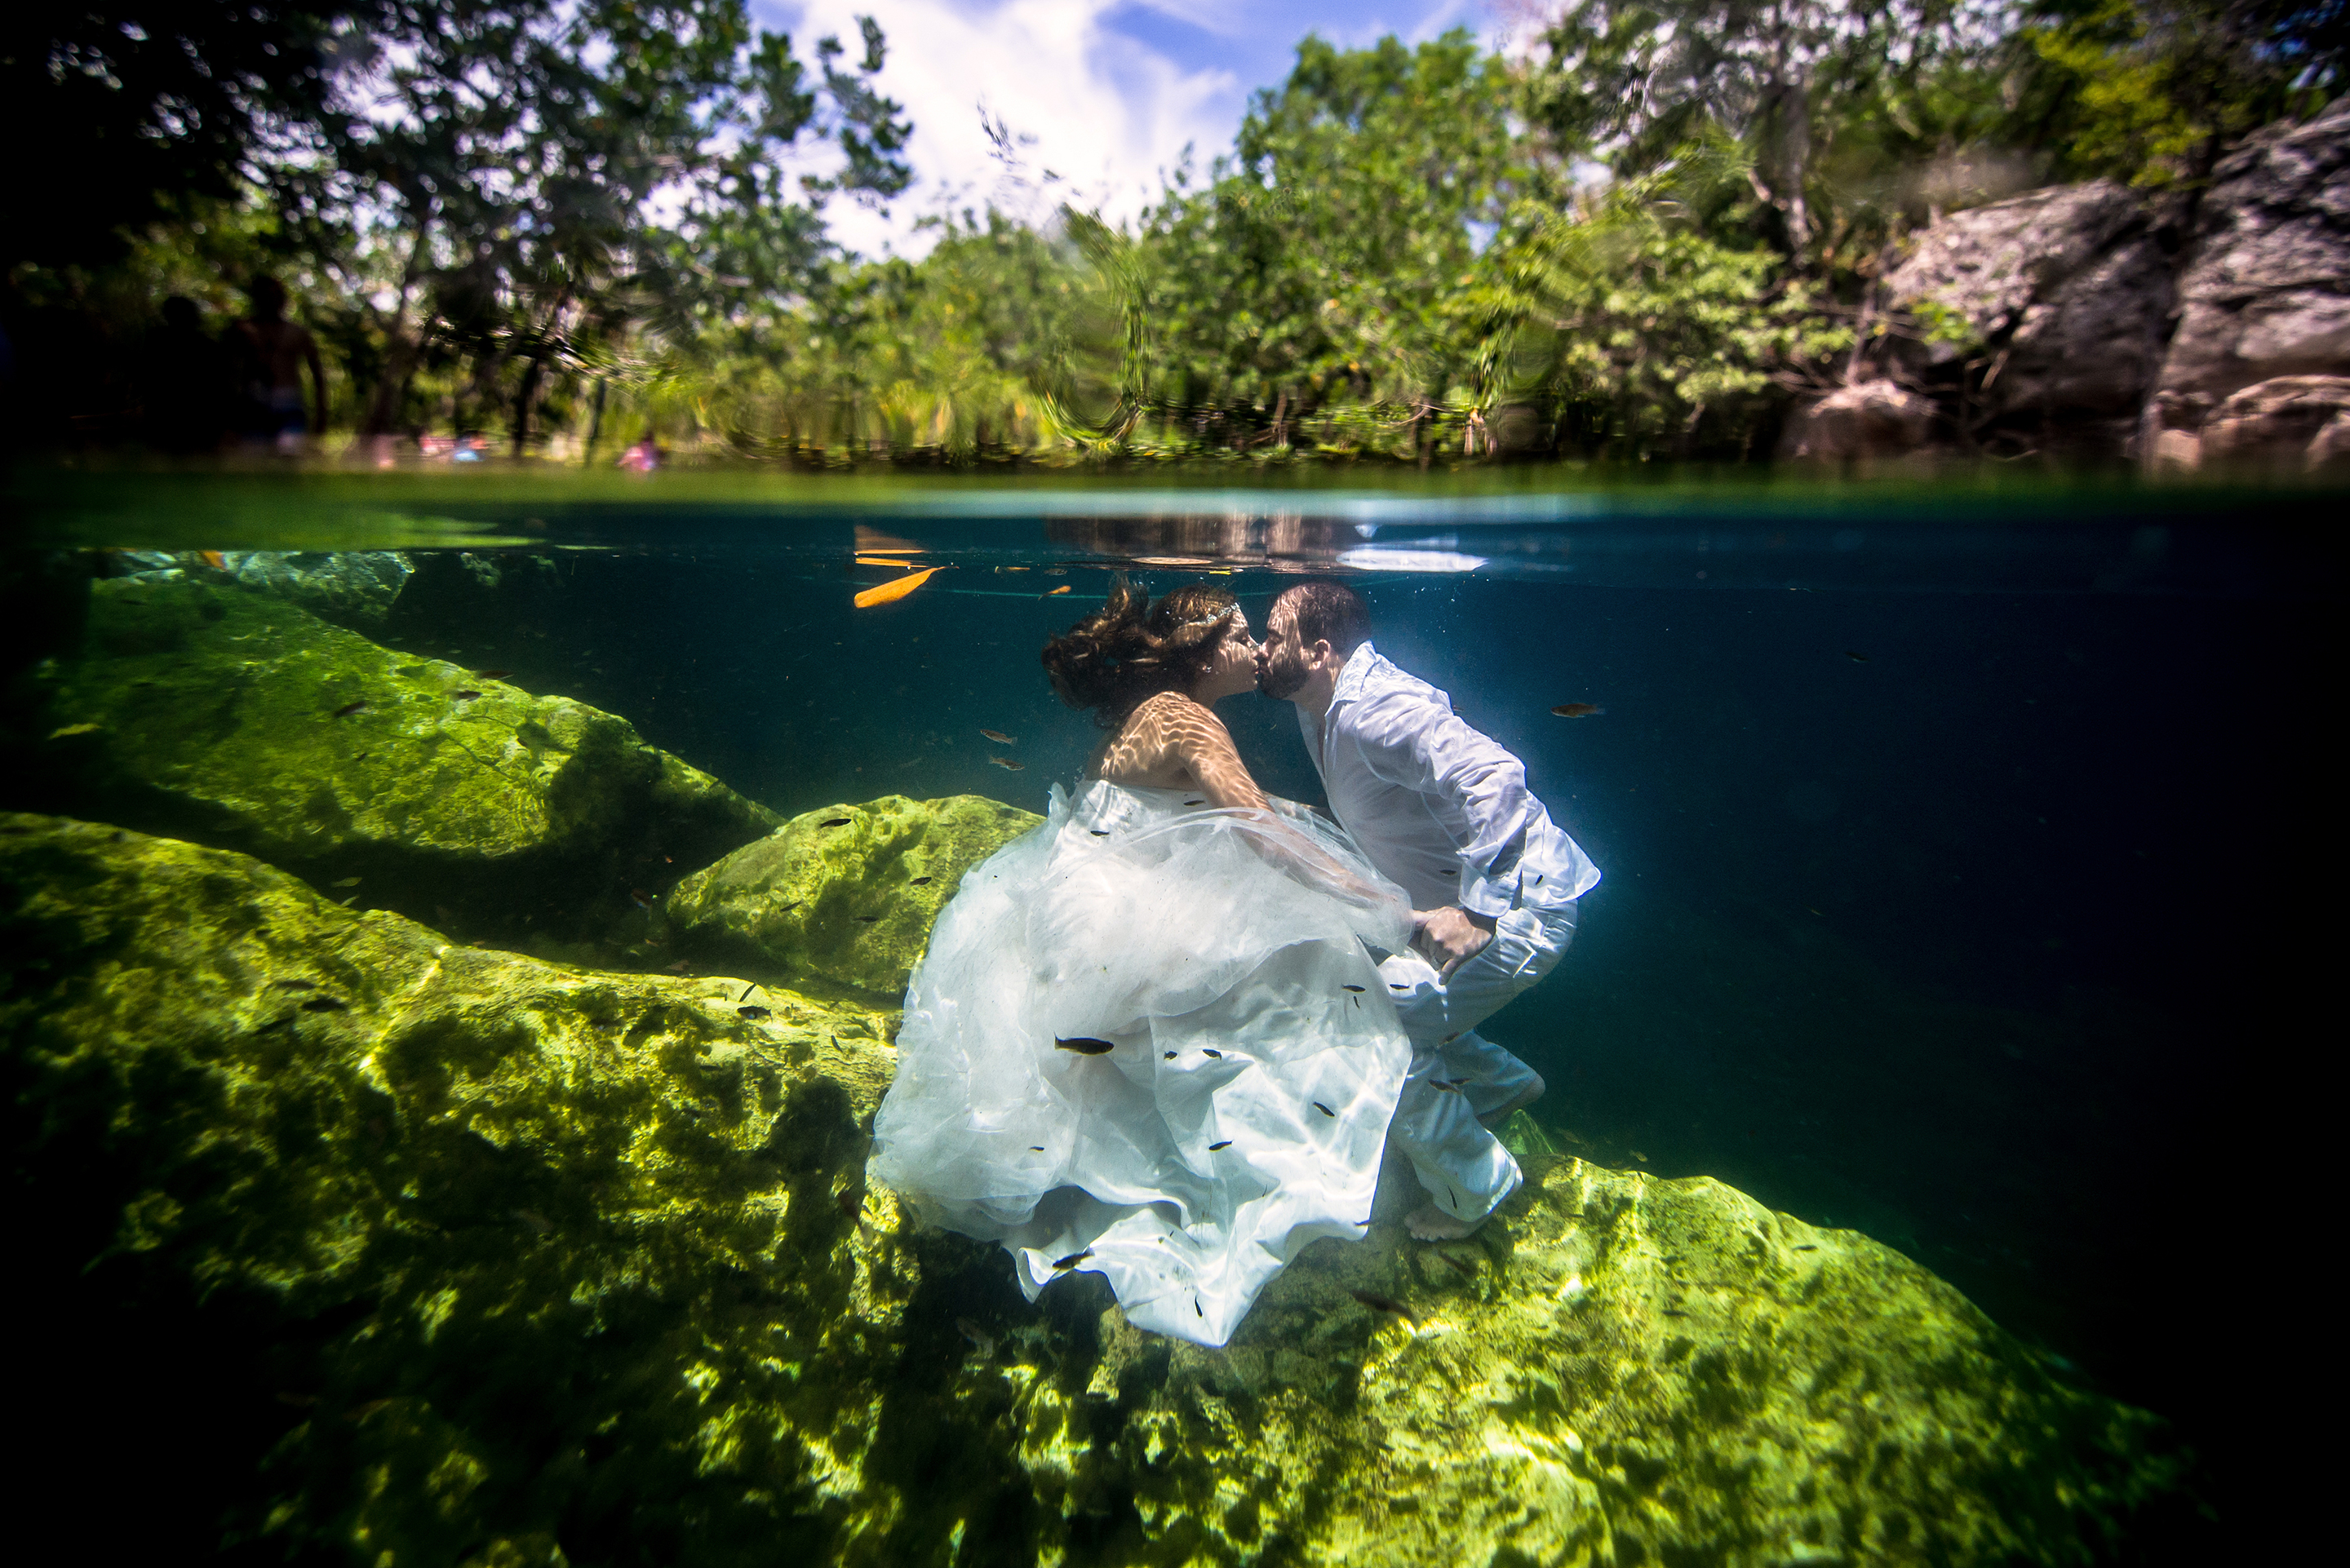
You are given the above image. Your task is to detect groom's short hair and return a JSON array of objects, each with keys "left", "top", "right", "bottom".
[{"left": 1274, "top": 580, "right": 1371, "bottom": 655}]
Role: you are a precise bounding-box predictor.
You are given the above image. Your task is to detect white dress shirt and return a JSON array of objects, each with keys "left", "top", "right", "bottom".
[{"left": 1298, "top": 643, "right": 1600, "bottom": 917}]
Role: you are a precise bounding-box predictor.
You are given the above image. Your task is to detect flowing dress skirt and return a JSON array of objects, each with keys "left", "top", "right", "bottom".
[{"left": 870, "top": 781, "right": 1414, "bottom": 1344}]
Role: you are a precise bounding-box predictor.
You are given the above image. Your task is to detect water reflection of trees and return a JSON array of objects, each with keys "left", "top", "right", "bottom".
[{"left": 1044, "top": 516, "right": 1357, "bottom": 573}]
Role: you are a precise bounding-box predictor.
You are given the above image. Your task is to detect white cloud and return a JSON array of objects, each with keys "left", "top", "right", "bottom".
[{"left": 756, "top": 0, "right": 1244, "bottom": 259}]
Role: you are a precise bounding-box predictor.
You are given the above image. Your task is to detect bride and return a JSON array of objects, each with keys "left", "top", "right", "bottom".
[{"left": 868, "top": 578, "right": 1415, "bottom": 1345}]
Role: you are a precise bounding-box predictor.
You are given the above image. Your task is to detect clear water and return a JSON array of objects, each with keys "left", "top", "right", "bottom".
[{"left": 7, "top": 472, "right": 2333, "bottom": 1552}]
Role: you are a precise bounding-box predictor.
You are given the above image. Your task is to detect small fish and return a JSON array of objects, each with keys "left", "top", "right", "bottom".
[
  {"left": 979, "top": 729, "right": 1018, "bottom": 745},
  {"left": 818, "top": 817, "right": 852, "bottom": 828},
  {"left": 739, "top": 983, "right": 756, "bottom": 1001},
  {"left": 451, "top": 689, "right": 481, "bottom": 701},
  {"left": 1314, "top": 1101, "right": 1335, "bottom": 1117},
  {"left": 855, "top": 914, "right": 880, "bottom": 924},
  {"left": 1202, "top": 1049, "right": 1222, "bottom": 1059},
  {"left": 663, "top": 959, "right": 692, "bottom": 973},
  {"left": 1843, "top": 651, "right": 1869, "bottom": 662},
  {"left": 629, "top": 889, "right": 652, "bottom": 910},
  {"left": 344, "top": 1399, "right": 395, "bottom": 1423},
  {"left": 1040, "top": 585, "right": 1072, "bottom": 598},
  {"left": 1183, "top": 799, "right": 1204, "bottom": 807},
  {"left": 1055, "top": 1036, "right": 1117, "bottom": 1055},
  {"left": 1089, "top": 829, "right": 1110, "bottom": 837},
  {"left": 1051, "top": 1248, "right": 1093, "bottom": 1270},
  {"left": 989, "top": 756, "right": 1025, "bottom": 771},
  {"left": 330, "top": 700, "right": 370, "bottom": 719},
  {"left": 1341, "top": 984, "right": 1365, "bottom": 993},
  {"left": 1550, "top": 703, "right": 1603, "bottom": 719},
  {"left": 738, "top": 1005, "right": 772, "bottom": 1020},
  {"left": 1163, "top": 1052, "right": 1177, "bottom": 1061},
  {"left": 1434, "top": 1252, "right": 1477, "bottom": 1277},
  {"left": 512, "top": 1208, "right": 554, "bottom": 1236},
  {"left": 476, "top": 668, "right": 512, "bottom": 680},
  {"left": 299, "top": 996, "right": 349, "bottom": 1013},
  {"left": 854, "top": 566, "right": 947, "bottom": 609},
  {"left": 273, "top": 979, "right": 318, "bottom": 991},
  {"left": 1030, "top": 1145, "right": 1045, "bottom": 1152},
  {"left": 1208, "top": 1140, "right": 1232, "bottom": 1151},
  {"left": 330, "top": 877, "right": 361, "bottom": 888},
  {"left": 197, "top": 550, "right": 227, "bottom": 569},
  {"left": 1348, "top": 1289, "right": 1418, "bottom": 1325},
  {"left": 1663, "top": 1308, "right": 1689, "bottom": 1318},
  {"left": 911, "top": 875, "right": 933, "bottom": 885},
  {"left": 1431, "top": 1079, "right": 1464, "bottom": 1096},
  {"left": 1794, "top": 1243, "right": 1820, "bottom": 1252},
  {"left": 778, "top": 901, "right": 802, "bottom": 913}
]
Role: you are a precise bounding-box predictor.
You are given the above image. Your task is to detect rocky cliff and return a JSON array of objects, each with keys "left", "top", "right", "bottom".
[{"left": 1782, "top": 96, "right": 2350, "bottom": 473}]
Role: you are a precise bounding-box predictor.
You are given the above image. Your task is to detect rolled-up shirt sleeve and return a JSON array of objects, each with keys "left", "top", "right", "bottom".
[{"left": 1350, "top": 691, "right": 1542, "bottom": 917}]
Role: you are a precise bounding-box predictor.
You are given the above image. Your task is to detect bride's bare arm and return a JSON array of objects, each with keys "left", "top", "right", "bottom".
[
  {"left": 1097, "top": 693, "right": 1269, "bottom": 808},
  {"left": 1102, "top": 694, "right": 1397, "bottom": 907}
]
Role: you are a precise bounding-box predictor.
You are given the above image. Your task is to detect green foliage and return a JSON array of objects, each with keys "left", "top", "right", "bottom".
[
  {"left": 1134, "top": 32, "right": 1537, "bottom": 453},
  {"left": 2006, "top": 1, "right": 2348, "bottom": 187},
  {"left": 1477, "top": 146, "right": 1854, "bottom": 459}
]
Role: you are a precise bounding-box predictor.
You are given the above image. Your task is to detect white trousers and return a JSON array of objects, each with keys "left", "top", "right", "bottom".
[{"left": 1377, "top": 901, "right": 1578, "bottom": 1223}]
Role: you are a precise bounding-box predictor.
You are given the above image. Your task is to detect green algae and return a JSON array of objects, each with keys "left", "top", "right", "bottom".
[
  {"left": 2, "top": 812, "right": 2198, "bottom": 1565},
  {"left": 6, "top": 577, "right": 777, "bottom": 953},
  {"left": 664, "top": 794, "right": 1042, "bottom": 1001}
]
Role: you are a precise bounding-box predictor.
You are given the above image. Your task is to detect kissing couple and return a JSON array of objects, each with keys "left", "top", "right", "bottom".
[{"left": 870, "top": 577, "right": 1599, "bottom": 1346}]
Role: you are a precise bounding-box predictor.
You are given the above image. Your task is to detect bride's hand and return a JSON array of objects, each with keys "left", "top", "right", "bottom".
[{"left": 1412, "top": 906, "right": 1495, "bottom": 981}]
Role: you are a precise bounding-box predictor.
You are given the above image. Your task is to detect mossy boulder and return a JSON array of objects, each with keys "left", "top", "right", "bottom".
[
  {"left": 3, "top": 811, "right": 2197, "bottom": 1565},
  {"left": 665, "top": 794, "right": 1042, "bottom": 1001},
  {"left": 3, "top": 575, "right": 778, "bottom": 954}
]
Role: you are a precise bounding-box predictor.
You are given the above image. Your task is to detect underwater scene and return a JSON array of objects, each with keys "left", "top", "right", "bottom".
[{"left": 1, "top": 481, "right": 2328, "bottom": 1565}]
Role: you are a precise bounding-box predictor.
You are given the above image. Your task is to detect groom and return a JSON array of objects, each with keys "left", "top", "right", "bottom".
[{"left": 1258, "top": 581, "right": 1598, "bottom": 1240}]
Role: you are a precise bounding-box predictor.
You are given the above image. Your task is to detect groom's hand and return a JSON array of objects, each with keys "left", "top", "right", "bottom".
[{"left": 1412, "top": 906, "right": 1496, "bottom": 981}]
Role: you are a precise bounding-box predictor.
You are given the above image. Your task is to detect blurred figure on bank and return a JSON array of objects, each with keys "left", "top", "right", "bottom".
[
  {"left": 228, "top": 276, "right": 326, "bottom": 453},
  {"left": 618, "top": 434, "right": 661, "bottom": 472},
  {"left": 142, "top": 295, "right": 228, "bottom": 455}
]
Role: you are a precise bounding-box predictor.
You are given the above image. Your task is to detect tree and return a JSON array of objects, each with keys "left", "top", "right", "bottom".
[
  {"left": 1137, "top": 31, "right": 1536, "bottom": 451},
  {"left": 298, "top": 1, "right": 910, "bottom": 441},
  {"left": 0, "top": 2, "right": 374, "bottom": 276},
  {"left": 1528, "top": 1, "right": 1987, "bottom": 258}
]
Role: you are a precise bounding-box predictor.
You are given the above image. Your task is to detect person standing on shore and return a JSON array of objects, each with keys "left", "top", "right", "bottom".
[{"left": 228, "top": 276, "right": 326, "bottom": 452}]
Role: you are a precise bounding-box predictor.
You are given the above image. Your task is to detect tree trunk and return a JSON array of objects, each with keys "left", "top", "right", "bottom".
[{"left": 361, "top": 221, "right": 434, "bottom": 437}]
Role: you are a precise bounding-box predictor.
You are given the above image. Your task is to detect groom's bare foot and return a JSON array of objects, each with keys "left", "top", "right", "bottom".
[
  {"left": 1405, "top": 1203, "right": 1479, "bottom": 1241},
  {"left": 1477, "top": 1070, "right": 1546, "bottom": 1127}
]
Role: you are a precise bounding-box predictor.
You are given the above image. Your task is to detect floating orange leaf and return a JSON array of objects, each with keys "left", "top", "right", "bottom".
[{"left": 855, "top": 566, "right": 945, "bottom": 608}]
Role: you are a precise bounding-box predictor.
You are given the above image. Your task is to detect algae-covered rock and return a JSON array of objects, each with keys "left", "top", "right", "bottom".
[
  {"left": 5, "top": 813, "right": 2197, "bottom": 1565},
  {"left": 666, "top": 793, "right": 1042, "bottom": 1000},
  {"left": 6, "top": 576, "right": 778, "bottom": 951}
]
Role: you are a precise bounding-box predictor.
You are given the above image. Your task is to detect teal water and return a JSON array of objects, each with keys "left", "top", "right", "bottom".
[{"left": 5, "top": 476, "right": 2334, "bottom": 1558}]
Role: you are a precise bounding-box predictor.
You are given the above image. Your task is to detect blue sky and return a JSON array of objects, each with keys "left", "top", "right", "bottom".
[{"left": 751, "top": 0, "right": 1524, "bottom": 257}]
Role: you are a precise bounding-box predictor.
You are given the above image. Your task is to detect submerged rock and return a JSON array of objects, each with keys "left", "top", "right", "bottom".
[
  {"left": 2, "top": 813, "right": 2198, "bottom": 1565},
  {"left": 665, "top": 794, "right": 1042, "bottom": 1001},
  {"left": 3, "top": 576, "right": 778, "bottom": 953}
]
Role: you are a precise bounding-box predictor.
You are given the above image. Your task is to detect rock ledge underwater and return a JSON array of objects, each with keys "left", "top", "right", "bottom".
[{"left": 2, "top": 812, "right": 2200, "bottom": 1565}]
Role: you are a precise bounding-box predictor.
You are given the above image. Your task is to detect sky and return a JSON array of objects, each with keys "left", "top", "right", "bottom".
[{"left": 752, "top": 0, "right": 1530, "bottom": 258}]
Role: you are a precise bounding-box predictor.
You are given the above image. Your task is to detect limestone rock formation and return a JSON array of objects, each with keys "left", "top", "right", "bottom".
[
  {"left": 666, "top": 794, "right": 1044, "bottom": 1001},
  {"left": 4, "top": 576, "right": 778, "bottom": 953},
  {"left": 2196, "top": 373, "right": 2350, "bottom": 473},
  {"left": 2, "top": 812, "right": 2200, "bottom": 1566},
  {"left": 1873, "top": 179, "right": 2175, "bottom": 456},
  {"left": 1776, "top": 378, "right": 1940, "bottom": 461},
  {"left": 2150, "top": 95, "right": 2350, "bottom": 456},
  {"left": 226, "top": 550, "right": 415, "bottom": 631}
]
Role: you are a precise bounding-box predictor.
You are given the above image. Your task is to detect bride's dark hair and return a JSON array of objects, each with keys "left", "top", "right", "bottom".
[{"left": 1040, "top": 575, "right": 1242, "bottom": 726}]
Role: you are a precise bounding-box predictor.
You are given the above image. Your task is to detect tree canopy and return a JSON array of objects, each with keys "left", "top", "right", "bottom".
[{"left": 6, "top": 1, "right": 2340, "bottom": 463}]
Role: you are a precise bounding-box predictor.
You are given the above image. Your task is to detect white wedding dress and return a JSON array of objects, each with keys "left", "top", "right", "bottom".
[{"left": 870, "top": 779, "right": 1414, "bottom": 1345}]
